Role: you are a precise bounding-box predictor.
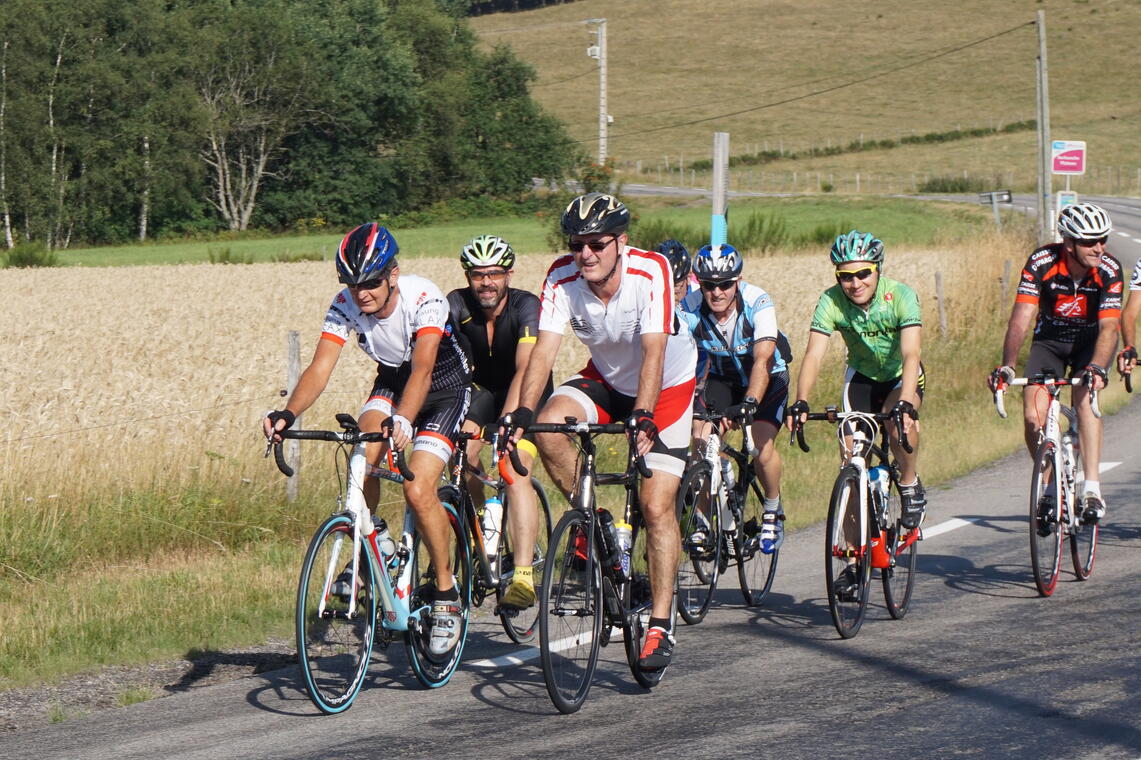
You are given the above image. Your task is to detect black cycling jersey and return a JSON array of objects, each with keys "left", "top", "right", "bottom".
[
  {"left": 447, "top": 287, "right": 553, "bottom": 407},
  {"left": 1016, "top": 243, "right": 1124, "bottom": 345}
]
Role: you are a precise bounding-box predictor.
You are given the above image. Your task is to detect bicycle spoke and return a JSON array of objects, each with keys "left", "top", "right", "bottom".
[{"left": 825, "top": 469, "right": 871, "bottom": 638}]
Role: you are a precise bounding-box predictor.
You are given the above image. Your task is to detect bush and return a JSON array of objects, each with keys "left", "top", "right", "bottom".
[
  {"left": 272, "top": 250, "right": 325, "bottom": 263},
  {"left": 793, "top": 220, "right": 854, "bottom": 248},
  {"left": 917, "top": 176, "right": 988, "bottom": 193},
  {"left": 5, "top": 242, "right": 60, "bottom": 268},
  {"left": 208, "top": 247, "right": 254, "bottom": 265}
]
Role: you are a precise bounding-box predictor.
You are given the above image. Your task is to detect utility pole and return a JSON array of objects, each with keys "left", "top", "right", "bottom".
[
  {"left": 586, "top": 18, "right": 608, "bottom": 164},
  {"left": 1036, "top": 10, "right": 1052, "bottom": 243}
]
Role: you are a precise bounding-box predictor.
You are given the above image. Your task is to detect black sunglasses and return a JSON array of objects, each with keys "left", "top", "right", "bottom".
[
  {"left": 835, "top": 268, "right": 876, "bottom": 284},
  {"left": 700, "top": 280, "right": 736, "bottom": 292},
  {"left": 568, "top": 237, "right": 615, "bottom": 253},
  {"left": 348, "top": 277, "right": 387, "bottom": 290},
  {"left": 1075, "top": 236, "right": 1108, "bottom": 247}
]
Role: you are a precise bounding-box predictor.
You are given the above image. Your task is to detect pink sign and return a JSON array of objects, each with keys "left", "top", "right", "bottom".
[{"left": 1051, "top": 140, "right": 1086, "bottom": 175}]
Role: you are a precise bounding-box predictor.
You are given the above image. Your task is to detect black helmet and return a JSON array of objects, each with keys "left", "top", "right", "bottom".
[
  {"left": 656, "top": 239, "right": 691, "bottom": 283},
  {"left": 561, "top": 193, "right": 630, "bottom": 237},
  {"left": 336, "top": 223, "right": 398, "bottom": 285}
]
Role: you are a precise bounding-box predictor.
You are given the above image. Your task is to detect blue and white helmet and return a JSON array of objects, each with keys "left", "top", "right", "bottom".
[
  {"left": 693, "top": 243, "right": 743, "bottom": 283},
  {"left": 336, "top": 223, "right": 398, "bottom": 284}
]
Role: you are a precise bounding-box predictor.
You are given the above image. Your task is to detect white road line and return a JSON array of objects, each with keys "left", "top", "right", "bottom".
[
  {"left": 1118, "top": 231, "right": 1132, "bottom": 238},
  {"left": 922, "top": 517, "right": 982, "bottom": 539},
  {"left": 1100, "top": 461, "right": 1122, "bottom": 473}
]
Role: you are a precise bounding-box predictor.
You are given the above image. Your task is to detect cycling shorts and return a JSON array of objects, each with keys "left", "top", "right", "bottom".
[
  {"left": 465, "top": 384, "right": 540, "bottom": 460},
  {"left": 362, "top": 384, "right": 471, "bottom": 465},
  {"left": 700, "top": 371, "right": 789, "bottom": 429},
  {"left": 842, "top": 364, "right": 926, "bottom": 413},
  {"left": 548, "top": 370, "right": 695, "bottom": 478},
  {"left": 1024, "top": 339, "right": 1096, "bottom": 381}
]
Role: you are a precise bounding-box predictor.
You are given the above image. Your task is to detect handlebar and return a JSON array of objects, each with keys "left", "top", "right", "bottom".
[
  {"left": 787, "top": 407, "right": 913, "bottom": 454},
  {"left": 501, "top": 419, "right": 652, "bottom": 480},
  {"left": 269, "top": 427, "right": 414, "bottom": 481},
  {"left": 992, "top": 375, "right": 1101, "bottom": 420}
]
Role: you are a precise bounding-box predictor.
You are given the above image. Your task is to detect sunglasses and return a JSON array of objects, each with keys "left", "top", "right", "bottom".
[
  {"left": 468, "top": 269, "right": 509, "bottom": 282},
  {"left": 835, "top": 264, "right": 877, "bottom": 283},
  {"left": 700, "top": 280, "right": 736, "bottom": 292},
  {"left": 1075, "top": 236, "right": 1108, "bottom": 248},
  {"left": 568, "top": 236, "right": 615, "bottom": 253},
  {"left": 348, "top": 277, "right": 387, "bottom": 291}
]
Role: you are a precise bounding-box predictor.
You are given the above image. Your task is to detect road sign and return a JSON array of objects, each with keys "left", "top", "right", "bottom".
[
  {"left": 1056, "top": 190, "right": 1078, "bottom": 210},
  {"left": 1051, "top": 140, "right": 1086, "bottom": 175},
  {"left": 978, "top": 190, "right": 1012, "bottom": 204}
]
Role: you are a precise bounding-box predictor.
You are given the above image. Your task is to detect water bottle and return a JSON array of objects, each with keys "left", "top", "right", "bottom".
[
  {"left": 372, "top": 516, "right": 397, "bottom": 568},
  {"left": 597, "top": 509, "right": 621, "bottom": 571},
  {"left": 720, "top": 457, "right": 737, "bottom": 531},
  {"left": 482, "top": 497, "right": 504, "bottom": 556},
  {"left": 868, "top": 465, "right": 891, "bottom": 499},
  {"left": 614, "top": 520, "right": 633, "bottom": 578},
  {"left": 720, "top": 456, "right": 736, "bottom": 491}
]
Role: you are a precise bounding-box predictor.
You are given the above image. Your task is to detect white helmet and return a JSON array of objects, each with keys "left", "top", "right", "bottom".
[{"left": 1057, "top": 203, "right": 1112, "bottom": 240}]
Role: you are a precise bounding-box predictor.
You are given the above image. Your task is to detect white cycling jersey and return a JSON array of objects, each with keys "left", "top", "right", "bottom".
[
  {"left": 1130, "top": 257, "right": 1141, "bottom": 291},
  {"left": 538, "top": 245, "right": 697, "bottom": 396}
]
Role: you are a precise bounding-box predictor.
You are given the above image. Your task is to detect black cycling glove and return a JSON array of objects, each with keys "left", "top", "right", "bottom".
[
  {"left": 626, "top": 408, "right": 658, "bottom": 441},
  {"left": 267, "top": 409, "right": 296, "bottom": 431}
]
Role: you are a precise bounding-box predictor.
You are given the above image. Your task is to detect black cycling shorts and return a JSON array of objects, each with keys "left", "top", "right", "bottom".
[
  {"left": 842, "top": 365, "right": 926, "bottom": 413},
  {"left": 700, "top": 371, "right": 789, "bottom": 429},
  {"left": 1024, "top": 339, "right": 1096, "bottom": 381}
]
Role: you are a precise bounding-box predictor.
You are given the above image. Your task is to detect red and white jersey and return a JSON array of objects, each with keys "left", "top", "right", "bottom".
[{"left": 538, "top": 245, "right": 697, "bottom": 396}]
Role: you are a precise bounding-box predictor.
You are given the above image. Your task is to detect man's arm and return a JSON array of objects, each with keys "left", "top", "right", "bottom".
[
  {"left": 898, "top": 325, "right": 922, "bottom": 434},
  {"left": 502, "top": 339, "right": 538, "bottom": 416},
  {"left": 1118, "top": 291, "right": 1141, "bottom": 374},
  {"left": 264, "top": 338, "right": 342, "bottom": 440},
  {"left": 791, "top": 332, "right": 831, "bottom": 413},
  {"left": 745, "top": 339, "right": 775, "bottom": 403},
  {"left": 632, "top": 332, "right": 668, "bottom": 455},
  {"left": 516, "top": 330, "right": 562, "bottom": 412},
  {"left": 391, "top": 330, "right": 441, "bottom": 447},
  {"left": 1088, "top": 317, "right": 1119, "bottom": 390},
  {"left": 1001, "top": 302, "right": 1038, "bottom": 368}
]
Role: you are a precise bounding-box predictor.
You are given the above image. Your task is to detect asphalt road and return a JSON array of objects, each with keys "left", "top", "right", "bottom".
[{"left": 8, "top": 395, "right": 1141, "bottom": 759}]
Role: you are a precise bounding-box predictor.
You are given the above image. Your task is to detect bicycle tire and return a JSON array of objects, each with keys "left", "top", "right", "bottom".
[
  {"left": 1029, "top": 442, "right": 1063, "bottom": 597},
  {"left": 295, "top": 513, "right": 377, "bottom": 714},
  {"left": 675, "top": 461, "right": 719, "bottom": 624},
  {"left": 1067, "top": 437, "right": 1098, "bottom": 580},
  {"left": 405, "top": 495, "right": 471, "bottom": 688},
  {"left": 881, "top": 479, "right": 917, "bottom": 619},
  {"left": 825, "top": 467, "right": 872, "bottom": 639},
  {"left": 540, "top": 509, "right": 603, "bottom": 714},
  {"left": 736, "top": 474, "right": 779, "bottom": 607},
  {"left": 623, "top": 515, "right": 666, "bottom": 688},
  {"left": 497, "top": 477, "right": 554, "bottom": 643}
]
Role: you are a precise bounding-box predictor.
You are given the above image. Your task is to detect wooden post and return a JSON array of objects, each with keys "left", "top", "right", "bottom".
[
  {"left": 286, "top": 330, "right": 302, "bottom": 502},
  {"left": 935, "top": 272, "right": 948, "bottom": 338}
]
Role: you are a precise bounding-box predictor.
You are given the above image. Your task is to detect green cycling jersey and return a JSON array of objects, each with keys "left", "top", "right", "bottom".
[{"left": 809, "top": 276, "right": 922, "bottom": 382}]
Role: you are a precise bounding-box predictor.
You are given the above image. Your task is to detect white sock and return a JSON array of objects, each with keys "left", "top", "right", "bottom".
[
  {"left": 763, "top": 496, "right": 781, "bottom": 511},
  {"left": 1084, "top": 480, "right": 1101, "bottom": 498}
]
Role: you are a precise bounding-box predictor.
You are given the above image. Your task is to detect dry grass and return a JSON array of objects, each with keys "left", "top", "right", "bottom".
[{"left": 471, "top": 0, "right": 1141, "bottom": 193}]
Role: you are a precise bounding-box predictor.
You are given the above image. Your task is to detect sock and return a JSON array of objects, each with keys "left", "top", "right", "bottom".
[
  {"left": 513, "top": 565, "right": 534, "bottom": 588},
  {"left": 647, "top": 616, "right": 672, "bottom": 634},
  {"left": 899, "top": 478, "right": 918, "bottom": 488},
  {"left": 763, "top": 496, "right": 781, "bottom": 512},
  {"left": 1084, "top": 480, "right": 1101, "bottom": 498},
  {"left": 433, "top": 585, "right": 459, "bottom": 603}
]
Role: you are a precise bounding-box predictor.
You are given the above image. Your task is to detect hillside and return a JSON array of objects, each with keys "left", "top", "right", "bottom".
[{"left": 471, "top": 0, "right": 1141, "bottom": 195}]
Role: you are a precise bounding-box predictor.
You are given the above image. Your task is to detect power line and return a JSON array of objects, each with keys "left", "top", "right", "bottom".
[
  {"left": 534, "top": 66, "right": 598, "bottom": 87},
  {"left": 478, "top": 19, "right": 589, "bottom": 35},
  {"left": 562, "top": 20, "right": 1035, "bottom": 145}
]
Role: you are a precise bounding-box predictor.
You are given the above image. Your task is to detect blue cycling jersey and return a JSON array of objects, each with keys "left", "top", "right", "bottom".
[{"left": 680, "top": 281, "right": 790, "bottom": 386}]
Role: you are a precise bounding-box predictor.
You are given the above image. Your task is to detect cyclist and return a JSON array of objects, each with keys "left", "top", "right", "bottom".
[
  {"left": 989, "top": 203, "right": 1122, "bottom": 524},
  {"left": 1115, "top": 253, "right": 1141, "bottom": 380},
  {"left": 679, "top": 243, "right": 791, "bottom": 554},
  {"left": 502, "top": 192, "right": 697, "bottom": 672},
  {"left": 786, "top": 230, "right": 926, "bottom": 578},
  {"left": 657, "top": 238, "right": 697, "bottom": 306},
  {"left": 447, "top": 234, "right": 552, "bottom": 612},
  {"left": 263, "top": 222, "right": 473, "bottom": 656}
]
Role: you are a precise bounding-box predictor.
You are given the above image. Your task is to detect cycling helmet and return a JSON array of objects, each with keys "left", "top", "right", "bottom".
[
  {"left": 460, "top": 234, "right": 515, "bottom": 271},
  {"left": 1057, "top": 203, "right": 1112, "bottom": 240},
  {"left": 693, "top": 243, "right": 743, "bottom": 283},
  {"left": 336, "top": 223, "right": 398, "bottom": 285},
  {"left": 656, "top": 239, "right": 691, "bottom": 283},
  {"left": 561, "top": 192, "right": 630, "bottom": 237},
  {"left": 829, "top": 230, "right": 884, "bottom": 265}
]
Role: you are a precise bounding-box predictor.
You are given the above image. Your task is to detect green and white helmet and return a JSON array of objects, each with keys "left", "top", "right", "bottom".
[
  {"left": 460, "top": 234, "right": 515, "bottom": 271},
  {"left": 829, "top": 230, "right": 884, "bottom": 265}
]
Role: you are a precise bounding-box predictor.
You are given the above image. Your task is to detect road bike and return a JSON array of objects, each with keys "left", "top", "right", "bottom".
[
  {"left": 993, "top": 373, "right": 1101, "bottom": 596},
  {"left": 676, "top": 407, "right": 779, "bottom": 624},
  {"left": 511, "top": 420, "right": 661, "bottom": 714},
  {"left": 790, "top": 406, "right": 919, "bottom": 639},
  {"left": 448, "top": 429, "right": 552, "bottom": 644},
  {"left": 271, "top": 414, "right": 471, "bottom": 714}
]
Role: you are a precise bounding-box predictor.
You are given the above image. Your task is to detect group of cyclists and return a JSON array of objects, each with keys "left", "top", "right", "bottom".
[{"left": 264, "top": 191, "right": 1130, "bottom": 675}]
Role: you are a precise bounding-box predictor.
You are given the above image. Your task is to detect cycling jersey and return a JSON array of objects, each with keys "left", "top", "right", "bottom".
[
  {"left": 447, "top": 286, "right": 552, "bottom": 407},
  {"left": 321, "top": 273, "right": 472, "bottom": 391},
  {"left": 679, "top": 281, "right": 790, "bottom": 386},
  {"left": 538, "top": 246, "right": 697, "bottom": 396},
  {"left": 810, "top": 276, "right": 922, "bottom": 383},
  {"left": 1129, "top": 257, "right": 1141, "bottom": 291},
  {"left": 1015, "top": 244, "right": 1123, "bottom": 344}
]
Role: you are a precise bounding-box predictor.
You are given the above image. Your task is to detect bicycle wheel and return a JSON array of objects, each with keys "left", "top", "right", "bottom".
[
  {"left": 497, "top": 477, "right": 554, "bottom": 644},
  {"left": 1067, "top": 438, "right": 1098, "bottom": 580},
  {"left": 623, "top": 516, "right": 666, "bottom": 688},
  {"left": 737, "top": 476, "right": 779, "bottom": 607},
  {"left": 540, "top": 509, "right": 603, "bottom": 714},
  {"left": 405, "top": 496, "right": 471, "bottom": 688},
  {"left": 675, "top": 461, "right": 719, "bottom": 624},
  {"left": 296, "top": 513, "right": 376, "bottom": 714},
  {"left": 825, "top": 467, "right": 872, "bottom": 639},
  {"left": 881, "top": 480, "right": 917, "bottom": 620},
  {"left": 1029, "top": 442, "right": 1063, "bottom": 596}
]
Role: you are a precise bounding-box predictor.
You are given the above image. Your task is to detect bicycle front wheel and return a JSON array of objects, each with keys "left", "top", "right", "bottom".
[
  {"left": 296, "top": 513, "right": 376, "bottom": 714},
  {"left": 405, "top": 496, "right": 471, "bottom": 688},
  {"left": 497, "top": 477, "right": 554, "bottom": 644},
  {"left": 825, "top": 467, "right": 871, "bottom": 639},
  {"left": 1068, "top": 440, "right": 1098, "bottom": 580},
  {"left": 676, "top": 461, "right": 719, "bottom": 624},
  {"left": 1029, "top": 442, "right": 1063, "bottom": 596},
  {"left": 881, "top": 481, "right": 917, "bottom": 620},
  {"left": 540, "top": 509, "right": 603, "bottom": 714},
  {"left": 737, "top": 477, "right": 779, "bottom": 607}
]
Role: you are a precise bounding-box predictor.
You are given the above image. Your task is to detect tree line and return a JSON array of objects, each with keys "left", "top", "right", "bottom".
[{"left": 0, "top": 0, "right": 577, "bottom": 249}]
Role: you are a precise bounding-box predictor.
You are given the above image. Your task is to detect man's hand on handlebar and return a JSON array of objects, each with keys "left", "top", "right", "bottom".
[
  {"left": 784, "top": 399, "right": 809, "bottom": 433},
  {"left": 381, "top": 414, "right": 413, "bottom": 450},
  {"left": 625, "top": 408, "right": 658, "bottom": 457},
  {"left": 1117, "top": 346, "right": 1137, "bottom": 376},
  {"left": 263, "top": 409, "right": 296, "bottom": 443},
  {"left": 987, "top": 365, "right": 1015, "bottom": 394}
]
